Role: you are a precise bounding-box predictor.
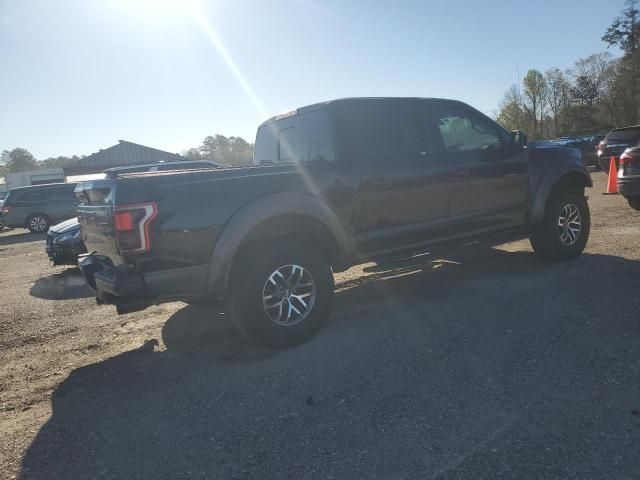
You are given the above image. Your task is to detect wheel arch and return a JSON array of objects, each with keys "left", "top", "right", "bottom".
[
  {"left": 530, "top": 168, "right": 592, "bottom": 229},
  {"left": 207, "top": 192, "right": 352, "bottom": 298}
]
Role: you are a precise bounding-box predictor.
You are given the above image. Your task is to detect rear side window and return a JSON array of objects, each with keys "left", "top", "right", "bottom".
[
  {"left": 331, "top": 102, "right": 422, "bottom": 166},
  {"left": 606, "top": 128, "right": 640, "bottom": 143},
  {"left": 254, "top": 110, "right": 335, "bottom": 165},
  {"left": 49, "top": 186, "right": 77, "bottom": 200},
  {"left": 15, "top": 190, "right": 45, "bottom": 202}
]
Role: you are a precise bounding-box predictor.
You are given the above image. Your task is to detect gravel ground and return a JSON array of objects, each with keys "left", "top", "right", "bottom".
[{"left": 1, "top": 172, "right": 639, "bottom": 479}]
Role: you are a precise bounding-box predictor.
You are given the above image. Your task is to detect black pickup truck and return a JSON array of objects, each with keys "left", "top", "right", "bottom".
[{"left": 77, "top": 97, "right": 592, "bottom": 347}]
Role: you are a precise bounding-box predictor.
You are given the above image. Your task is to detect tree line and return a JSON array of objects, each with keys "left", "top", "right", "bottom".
[
  {"left": 496, "top": 0, "right": 640, "bottom": 139},
  {"left": 182, "top": 134, "right": 255, "bottom": 166},
  {"left": 0, "top": 133, "right": 255, "bottom": 178},
  {"left": 0, "top": 149, "right": 84, "bottom": 177}
]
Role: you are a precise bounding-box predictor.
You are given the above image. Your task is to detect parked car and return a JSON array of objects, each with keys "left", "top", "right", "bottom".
[
  {"left": 597, "top": 126, "right": 640, "bottom": 172},
  {"left": 573, "top": 136, "right": 601, "bottom": 168},
  {"left": 46, "top": 217, "right": 87, "bottom": 265},
  {"left": 77, "top": 97, "right": 591, "bottom": 348},
  {"left": 617, "top": 145, "right": 640, "bottom": 210},
  {"left": 0, "top": 192, "right": 7, "bottom": 229},
  {"left": 0, "top": 183, "right": 79, "bottom": 233}
]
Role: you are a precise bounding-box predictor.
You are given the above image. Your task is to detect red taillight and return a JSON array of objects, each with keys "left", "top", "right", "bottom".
[
  {"left": 114, "top": 211, "right": 134, "bottom": 231},
  {"left": 114, "top": 203, "right": 157, "bottom": 255},
  {"left": 619, "top": 150, "right": 639, "bottom": 166},
  {"left": 0, "top": 206, "right": 10, "bottom": 214}
]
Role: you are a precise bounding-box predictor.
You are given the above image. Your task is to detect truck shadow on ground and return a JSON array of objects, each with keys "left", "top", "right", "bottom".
[
  {"left": 20, "top": 249, "right": 640, "bottom": 479},
  {"left": 0, "top": 231, "right": 45, "bottom": 246},
  {"left": 29, "top": 267, "right": 93, "bottom": 300}
]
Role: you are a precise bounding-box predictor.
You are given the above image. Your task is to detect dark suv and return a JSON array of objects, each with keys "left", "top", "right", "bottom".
[
  {"left": 597, "top": 126, "right": 640, "bottom": 172},
  {"left": 0, "top": 183, "right": 79, "bottom": 233}
]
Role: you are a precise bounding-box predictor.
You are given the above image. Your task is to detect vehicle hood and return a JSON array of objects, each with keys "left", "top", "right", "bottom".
[
  {"left": 530, "top": 140, "right": 578, "bottom": 149},
  {"left": 529, "top": 141, "right": 583, "bottom": 159},
  {"left": 49, "top": 217, "right": 80, "bottom": 234}
]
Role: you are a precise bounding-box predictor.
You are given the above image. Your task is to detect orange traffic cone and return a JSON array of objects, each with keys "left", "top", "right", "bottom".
[{"left": 604, "top": 156, "right": 618, "bottom": 195}]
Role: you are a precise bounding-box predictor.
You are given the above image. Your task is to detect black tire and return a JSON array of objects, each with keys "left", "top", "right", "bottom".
[
  {"left": 530, "top": 191, "right": 590, "bottom": 261},
  {"left": 25, "top": 213, "right": 50, "bottom": 234},
  {"left": 227, "top": 240, "right": 334, "bottom": 348},
  {"left": 627, "top": 196, "right": 640, "bottom": 211},
  {"left": 598, "top": 158, "right": 610, "bottom": 173}
]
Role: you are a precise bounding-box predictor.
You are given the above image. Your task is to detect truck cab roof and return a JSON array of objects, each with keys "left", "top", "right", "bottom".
[{"left": 257, "top": 97, "right": 470, "bottom": 130}]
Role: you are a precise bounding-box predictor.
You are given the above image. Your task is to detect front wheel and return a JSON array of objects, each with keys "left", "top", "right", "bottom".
[
  {"left": 227, "top": 241, "right": 334, "bottom": 348},
  {"left": 530, "top": 191, "right": 590, "bottom": 261}
]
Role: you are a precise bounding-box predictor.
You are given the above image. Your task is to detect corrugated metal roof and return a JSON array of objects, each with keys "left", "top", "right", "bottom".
[{"left": 72, "top": 140, "right": 184, "bottom": 168}]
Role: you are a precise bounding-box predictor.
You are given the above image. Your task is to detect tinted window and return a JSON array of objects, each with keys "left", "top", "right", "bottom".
[
  {"left": 605, "top": 128, "right": 640, "bottom": 143},
  {"left": 332, "top": 103, "right": 422, "bottom": 165},
  {"left": 254, "top": 110, "right": 335, "bottom": 165},
  {"left": 16, "top": 190, "right": 45, "bottom": 202},
  {"left": 49, "top": 186, "right": 77, "bottom": 200},
  {"left": 430, "top": 106, "right": 504, "bottom": 161},
  {"left": 279, "top": 127, "right": 301, "bottom": 163}
]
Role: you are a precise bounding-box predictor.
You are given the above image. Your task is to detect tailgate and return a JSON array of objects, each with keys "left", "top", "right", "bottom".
[{"left": 75, "top": 180, "right": 120, "bottom": 259}]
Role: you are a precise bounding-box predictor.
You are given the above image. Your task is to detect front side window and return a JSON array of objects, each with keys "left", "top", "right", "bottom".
[{"left": 432, "top": 107, "right": 503, "bottom": 160}]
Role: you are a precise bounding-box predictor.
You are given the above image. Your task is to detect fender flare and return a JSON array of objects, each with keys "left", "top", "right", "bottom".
[
  {"left": 529, "top": 166, "right": 592, "bottom": 228},
  {"left": 206, "top": 192, "right": 352, "bottom": 297}
]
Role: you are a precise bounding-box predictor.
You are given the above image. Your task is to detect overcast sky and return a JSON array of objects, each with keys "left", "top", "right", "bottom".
[{"left": 0, "top": 0, "right": 625, "bottom": 159}]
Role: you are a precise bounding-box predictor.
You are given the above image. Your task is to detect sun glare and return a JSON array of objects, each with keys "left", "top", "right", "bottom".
[{"left": 107, "top": 0, "right": 190, "bottom": 22}]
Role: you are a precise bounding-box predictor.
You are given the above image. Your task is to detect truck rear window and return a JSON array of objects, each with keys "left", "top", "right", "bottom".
[{"left": 254, "top": 110, "right": 335, "bottom": 165}]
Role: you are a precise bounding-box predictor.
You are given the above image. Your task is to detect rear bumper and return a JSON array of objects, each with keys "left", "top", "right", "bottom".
[
  {"left": 78, "top": 253, "right": 149, "bottom": 314},
  {"left": 78, "top": 253, "right": 210, "bottom": 314},
  {"left": 618, "top": 175, "right": 640, "bottom": 198},
  {"left": 0, "top": 213, "right": 21, "bottom": 228}
]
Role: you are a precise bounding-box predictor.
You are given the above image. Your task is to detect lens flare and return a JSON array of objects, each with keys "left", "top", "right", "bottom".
[{"left": 188, "top": 1, "right": 268, "bottom": 120}]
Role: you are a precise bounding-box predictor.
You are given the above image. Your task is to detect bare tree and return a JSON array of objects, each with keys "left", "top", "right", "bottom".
[
  {"left": 545, "top": 68, "right": 570, "bottom": 136},
  {"left": 496, "top": 84, "right": 526, "bottom": 131},
  {"left": 523, "top": 69, "right": 547, "bottom": 138}
]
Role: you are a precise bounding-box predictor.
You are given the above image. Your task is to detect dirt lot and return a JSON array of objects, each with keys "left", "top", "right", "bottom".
[{"left": 1, "top": 172, "right": 639, "bottom": 479}]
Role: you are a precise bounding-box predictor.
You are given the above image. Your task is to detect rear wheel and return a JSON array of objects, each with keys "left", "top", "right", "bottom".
[
  {"left": 26, "top": 213, "right": 50, "bottom": 234},
  {"left": 227, "top": 240, "right": 334, "bottom": 348},
  {"left": 627, "top": 196, "right": 640, "bottom": 211},
  {"left": 530, "top": 191, "right": 590, "bottom": 261}
]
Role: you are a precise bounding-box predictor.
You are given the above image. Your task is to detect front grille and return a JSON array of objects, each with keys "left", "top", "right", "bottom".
[{"left": 45, "top": 233, "right": 63, "bottom": 258}]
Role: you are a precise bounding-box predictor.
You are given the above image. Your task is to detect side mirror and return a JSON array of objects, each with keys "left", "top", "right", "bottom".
[{"left": 512, "top": 130, "right": 528, "bottom": 150}]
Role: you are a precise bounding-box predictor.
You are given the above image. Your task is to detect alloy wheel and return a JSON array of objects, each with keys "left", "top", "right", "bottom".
[
  {"left": 30, "top": 216, "right": 48, "bottom": 233},
  {"left": 557, "top": 203, "right": 582, "bottom": 246},
  {"left": 262, "top": 264, "right": 316, "bottom": 326}
]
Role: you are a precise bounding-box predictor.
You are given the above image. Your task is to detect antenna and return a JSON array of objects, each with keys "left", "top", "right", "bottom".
[
  {"left": 516, "top": 62, "right": 522, "bottom": 129},
  {"left": 516, "top": 62, "right": 521, "bottom": 103}
]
